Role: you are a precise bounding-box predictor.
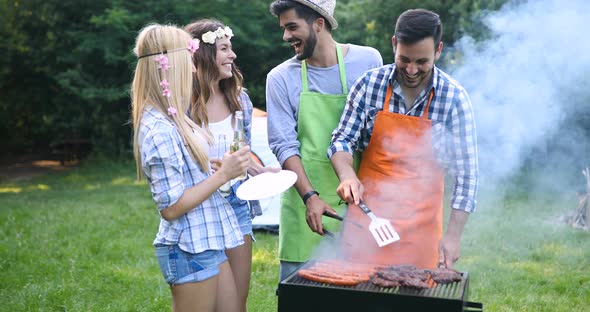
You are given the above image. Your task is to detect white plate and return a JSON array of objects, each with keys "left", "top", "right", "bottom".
[{"left": 236, "top": 170, "right": 297, "bottom": 200}]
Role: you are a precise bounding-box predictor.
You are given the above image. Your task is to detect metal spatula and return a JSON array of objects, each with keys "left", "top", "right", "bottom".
[{"left": 358, "top": 201, "right": 400, "bottom": 247}]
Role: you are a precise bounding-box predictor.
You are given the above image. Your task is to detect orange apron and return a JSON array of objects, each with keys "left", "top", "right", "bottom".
[{"left": 342, "top": 84, "right": 444, "bottom": 269}]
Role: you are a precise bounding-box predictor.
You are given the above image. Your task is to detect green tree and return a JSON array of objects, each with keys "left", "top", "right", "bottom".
[
  {"left": 0, "top": 0, "right": 509, "bottom": 157},
  {"left": 336, "top": 0, "right": 508, "bottom": 66},
  {"left": 0, "top": 0, "right": 289, "bottom": 157}
]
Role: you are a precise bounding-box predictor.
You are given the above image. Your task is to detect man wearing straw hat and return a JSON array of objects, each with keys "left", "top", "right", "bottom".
[{"left": 266, "top": 0, "right": 383, "bottom": 281}]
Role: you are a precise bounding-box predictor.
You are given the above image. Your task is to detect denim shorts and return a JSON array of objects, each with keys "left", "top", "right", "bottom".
[
  {"left": 227, "top": 181, "right": 254, "bottom": 239},
  {"left": 155, "top": 244, "right": 228, "bottom": 285}
]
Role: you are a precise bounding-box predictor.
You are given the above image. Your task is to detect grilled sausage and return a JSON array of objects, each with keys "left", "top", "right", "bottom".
[{"left": 297, "top": 269, "right": 366, "bottom": 286}]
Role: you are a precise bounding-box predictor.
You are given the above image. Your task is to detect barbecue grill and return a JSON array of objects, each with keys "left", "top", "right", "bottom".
[{"left": 277, "top": 263, "right": 483, "bottom": 312}]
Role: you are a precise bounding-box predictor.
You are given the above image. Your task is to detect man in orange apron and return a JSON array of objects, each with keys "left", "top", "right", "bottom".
[
  {"left": 329, "top": 9, "right": 478, "bottom": 269},
  {"left": 267, "top": 0, "right": 383, "bottom": 281}
]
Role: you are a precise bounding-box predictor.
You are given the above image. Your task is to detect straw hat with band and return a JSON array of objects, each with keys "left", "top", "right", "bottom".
[{"left": 291, "top": 0, "right": 338, "bottom": 30}]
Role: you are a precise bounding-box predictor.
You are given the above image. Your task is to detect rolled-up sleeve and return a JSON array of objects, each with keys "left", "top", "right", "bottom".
[
  {"left": 142, "top": 130, "right": 185, "bottom": 210},
  {"left": 266, "top": 72, "right": 301, "bottom": 166},
  {"left": 239, "top": 91, "right": 263, "bottom": 217},
  {"left": 448, "top": 89, "right": 478, "bottom": 213},
  {"left": 240, "top": 91, "right": 254, "bottom": 146},
  {"left": 328, "top": 74, "right": 369, "bottom": 159}
]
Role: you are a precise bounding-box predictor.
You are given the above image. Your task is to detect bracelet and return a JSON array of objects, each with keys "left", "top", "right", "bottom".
[{"left": 302, "top": 190, "right": 319, "bottom": 205}]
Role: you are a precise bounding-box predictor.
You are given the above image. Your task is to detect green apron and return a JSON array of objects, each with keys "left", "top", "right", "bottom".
[{"left": 279, "top": 45, "right": 358, "bottom": 262}]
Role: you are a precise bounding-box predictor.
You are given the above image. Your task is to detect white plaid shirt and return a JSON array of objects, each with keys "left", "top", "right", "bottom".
[
  {"left": 328, "top": 64, "right": 479, "bottom": 212},
  {"left": 139, "top": 106, "right": 244, "bottom": 253}
]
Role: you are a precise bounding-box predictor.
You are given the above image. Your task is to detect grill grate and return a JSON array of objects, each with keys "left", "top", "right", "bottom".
[
  {"left": 286, "top": 273, "right": 466, "bottom": 300},
  {"left": 278, "top": 267, "right": 482, "bottom": 312}
]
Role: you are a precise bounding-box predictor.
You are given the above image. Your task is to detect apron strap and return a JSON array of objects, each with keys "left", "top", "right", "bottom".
[
  {"left": 383, "top": 84, "right": 435, "bottom": 119},
  {"left": 301, "top": 59, "right": 309, "bottom": 92},
  {"left": 336, "top": 44, "right": 347, "bottom": 94},
  {"left": 383, "top": 83, "right": 393, "bottom": 112},
  {"left": 301, "top": 44, "right": 347, "bottom": 93},
  {"left": 422, "top": 89, "right": 435, "bottom": 120}
]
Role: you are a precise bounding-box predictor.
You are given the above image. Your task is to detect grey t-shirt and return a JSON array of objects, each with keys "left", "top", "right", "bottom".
[{"left": 266, "top": 44, "right": 383, "bottom": 166}]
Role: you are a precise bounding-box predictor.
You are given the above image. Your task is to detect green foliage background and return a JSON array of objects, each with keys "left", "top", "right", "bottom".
[{"left": 0, "top": 0, "right": 508, "bottom": 157}]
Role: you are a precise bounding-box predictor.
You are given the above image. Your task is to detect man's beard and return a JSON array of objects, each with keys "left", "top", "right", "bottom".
[
  {"left": 397, "top": 67, "right": 432, "bottom": 89},
  {"left": 296, "top": 31, "right": 317, "bottom": 61}
]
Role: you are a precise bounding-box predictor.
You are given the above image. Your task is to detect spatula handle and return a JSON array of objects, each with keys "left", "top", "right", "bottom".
[
  {"left": 323, "top": 211, "right": 364, "bottom": 229},
  {"left": 323, "top": 229, "right": 336, "bottom": 239},
  {"left": 322, "top": 211, "right": 344, "bottom": 221},
  {"left": 358, "top": 201, "right": 372, "bottom": 214}
]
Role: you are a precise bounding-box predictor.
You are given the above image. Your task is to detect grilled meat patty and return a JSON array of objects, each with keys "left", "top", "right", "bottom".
[{"left": 426, "top": 268, "right": 462, "bottom": 284}]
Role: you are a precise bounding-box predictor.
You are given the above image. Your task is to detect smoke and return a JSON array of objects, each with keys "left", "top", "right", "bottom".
[
  {"left": 307, "top": 0, "right": 590, "bottom": 266},
  {"left": 449, "top": 0, "right": 590, "bottom": 190}
]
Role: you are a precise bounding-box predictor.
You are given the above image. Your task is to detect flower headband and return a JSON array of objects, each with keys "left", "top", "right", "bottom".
[
  {"left": 138, "top": 39, "right": 200, "bottom": 116},
  {"left": 138, "top": 39, "right": 200, "bottom": 59},
  {"left": 201, "top": 26, "right": 234, "bottom": 45}
]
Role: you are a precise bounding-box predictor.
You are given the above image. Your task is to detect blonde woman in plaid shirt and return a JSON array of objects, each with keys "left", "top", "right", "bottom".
[{"left": 131, "top": 24, "right": 250, "bottom": 311}]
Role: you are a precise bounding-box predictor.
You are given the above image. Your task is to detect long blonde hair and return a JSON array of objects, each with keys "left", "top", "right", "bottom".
[{"left": 131, "top": 24, "right": 212, "bottom": 179}]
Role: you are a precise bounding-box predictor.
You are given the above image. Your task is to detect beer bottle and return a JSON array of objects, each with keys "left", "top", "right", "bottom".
[{"left": 230, "top": 110, "right": 247, "bottom": 180}]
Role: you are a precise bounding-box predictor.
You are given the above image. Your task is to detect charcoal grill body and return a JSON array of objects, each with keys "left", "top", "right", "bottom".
[{"left": 278, "top": 269, "right": 482, "bottom": 312}]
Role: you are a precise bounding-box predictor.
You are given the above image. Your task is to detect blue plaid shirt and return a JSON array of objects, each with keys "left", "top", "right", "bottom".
[
  {"left": 328, "top": 64, "right": 478, "bottom": 212},
  {"left": 139, "top": 106, "right": 244, "bottom": 253},
  {"left": 238, "top": 91, "right": 262, "bottom": 218}
]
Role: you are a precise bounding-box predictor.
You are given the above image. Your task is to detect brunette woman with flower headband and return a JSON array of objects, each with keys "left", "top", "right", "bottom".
[
  {"left": 131, "top": 23, "right": 251, "bottom": 312},
  {"left": 184, "top": 19, "right": 279, "bottom": 312}
]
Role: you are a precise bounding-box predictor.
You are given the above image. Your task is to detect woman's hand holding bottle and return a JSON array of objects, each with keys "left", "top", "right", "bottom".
[{"left": 218, "top": 145, "right": 251, "bottom": 181}]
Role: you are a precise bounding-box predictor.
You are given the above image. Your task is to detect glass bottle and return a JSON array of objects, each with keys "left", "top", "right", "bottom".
[
  {"left": 217, "top": 134, "right": 231, "bottom": 196},
  {"left": 230, "top": 110, "right": 247, "bottom": 180}
]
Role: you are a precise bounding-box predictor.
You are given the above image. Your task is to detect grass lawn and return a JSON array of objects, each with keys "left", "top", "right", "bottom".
[{"left": 0, "top": 158, "right": 589, "bottom": 311}]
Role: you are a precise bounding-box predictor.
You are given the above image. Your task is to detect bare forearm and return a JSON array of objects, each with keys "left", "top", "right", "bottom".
[
  {"left": 330, "top": 151, "right": 356, "bottom": 181},
  {"left": 438, "top": 209, "right": 470, "bottom": 268},
  {"left": 445, "top": 209, "right": 469, "bottom": 239},
  {"left": 160, "top": 171, "right": 228, "bottom": 221},
  {"left": 282, "top": 155, "right": 314, "bottom": 197}
]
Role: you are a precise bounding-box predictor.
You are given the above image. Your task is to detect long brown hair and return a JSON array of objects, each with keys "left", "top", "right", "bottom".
[
  {"left": 131, "top": 24, "right": 212, "bottom": 179},
  {"left": 184, "top": 19, "right": 244, "bottom": 127}
]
